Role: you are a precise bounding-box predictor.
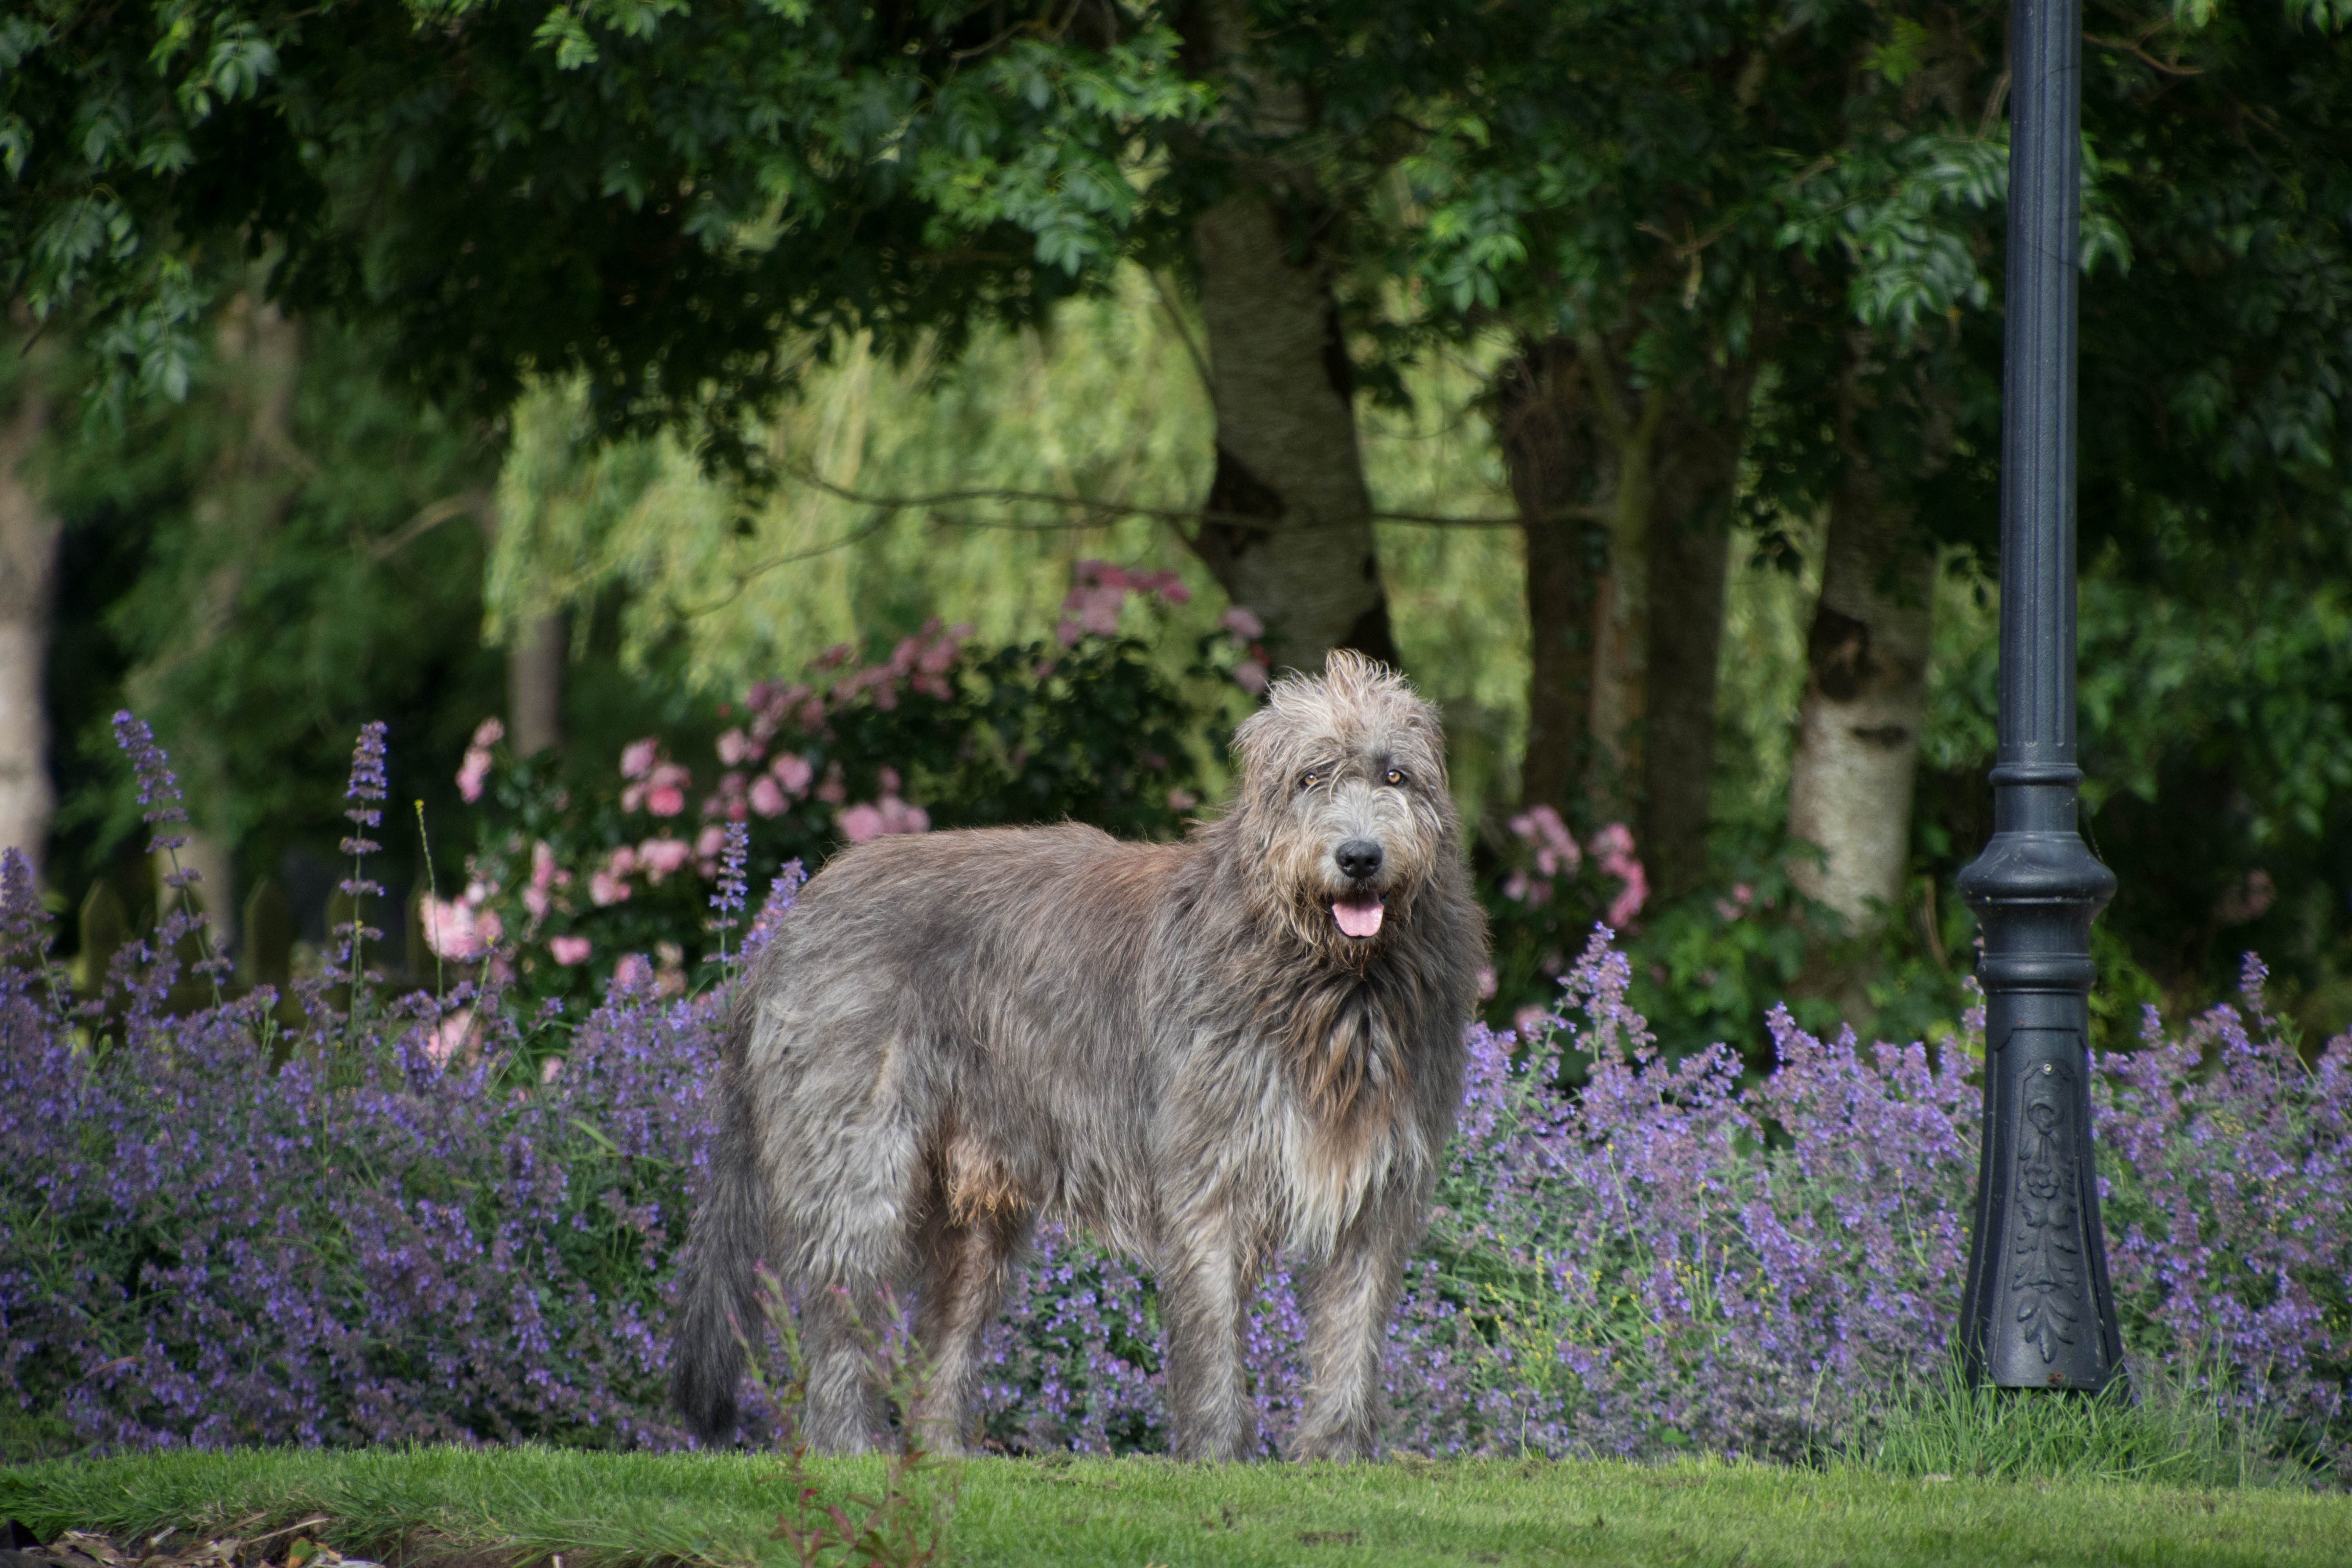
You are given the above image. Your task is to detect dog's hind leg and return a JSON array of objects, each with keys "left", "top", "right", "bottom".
[
  {"left": 910, "top": 1188, "right": 1031, "bottom": 1454},
  {"left": 766, "top": 1037, "right": 929, "bottom": 1454}
]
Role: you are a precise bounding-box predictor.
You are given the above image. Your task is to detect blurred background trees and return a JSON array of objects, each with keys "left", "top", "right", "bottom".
[{"left": 6, "top": 0, "right": 2350, "bottom": 1057}]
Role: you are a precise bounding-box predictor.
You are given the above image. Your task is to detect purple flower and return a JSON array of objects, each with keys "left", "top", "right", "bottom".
[
  {"left": 341, "top": 720, "right": 389, "bottom": 858},
  {"left": 710, "top": 822, "right": 750, "bottom": 931},
  {"left": 111, "top": 711, "right": 189, "bottom": 855}
]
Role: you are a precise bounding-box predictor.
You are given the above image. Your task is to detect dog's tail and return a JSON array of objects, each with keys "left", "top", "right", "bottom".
[{"left": 670, "top": 1009, "right": 770, "bottom": 1443}]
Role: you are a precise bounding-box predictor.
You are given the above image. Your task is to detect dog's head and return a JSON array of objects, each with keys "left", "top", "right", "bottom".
[{"left": 1230, "top": 648, "right": 1460, "bottom": 962}]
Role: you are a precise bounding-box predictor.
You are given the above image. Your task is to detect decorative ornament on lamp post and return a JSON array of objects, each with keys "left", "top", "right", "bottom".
[{"left": 1952, "top": 0, "right": 2125, "bottom": 1390}]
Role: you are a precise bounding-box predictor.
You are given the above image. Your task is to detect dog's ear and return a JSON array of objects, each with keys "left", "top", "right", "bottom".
[{"left": 1230, "top": 702, "right": 1287, "bottom": 820}]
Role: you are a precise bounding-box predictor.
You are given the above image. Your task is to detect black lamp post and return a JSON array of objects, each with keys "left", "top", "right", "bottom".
[{"left": 1951, "top": 0, "right": 2125, "bottom": 1390}]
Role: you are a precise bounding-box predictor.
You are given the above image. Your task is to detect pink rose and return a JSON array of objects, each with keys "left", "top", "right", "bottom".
[
  {"left": 646, "top": 785, "right": 685, "bottom": 817},
  {"left": 838, "top": 803, "right": 886, "bottom": 844},
  {"left": 549, "top": 935, "right": 591, "bottom": 965},
  {"left": 420, "top": 897, "right": 484, "bottom": 960},
  {"left": 620, "top": 737, "right": 659, "bottom": 780},
  {"left": 771, "top": 753, "right": 815, "bottom": 795},
  {"left": 637, "top": 837, "right": 691, "bottom": 878},
  {"left": 424, "top": 1007, "right": 475, "bottom": 1067},
  {"left": 748, "top": 775, "right": 786, "bottom": 817},
  {"left": 1220, "top": 606, "right": 1264, "bottom": 639},
  {"left": 590, "top": 870, "right": 632, "bottom": 907}
]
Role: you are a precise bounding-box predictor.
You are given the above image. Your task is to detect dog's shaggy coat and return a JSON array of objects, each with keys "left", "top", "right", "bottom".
[{"left": 671, "top": 650, "right": 1485, "bottom": 1460}]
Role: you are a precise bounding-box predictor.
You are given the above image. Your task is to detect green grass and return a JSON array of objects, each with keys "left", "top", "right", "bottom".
[
  {"left": 1862, "top": 1352, "right": 2318, "bottom": 1490},
  {"left": 4, "top": 1446, "right": 2347, "bottom": 1568}
]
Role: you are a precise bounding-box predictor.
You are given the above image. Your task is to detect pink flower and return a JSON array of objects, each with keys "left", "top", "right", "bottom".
[
  {"left": 646, "top": 784, "right": 686, "bottom": 817},
  {"left": 611, "top": 952, "right": 654, "bottom": 993},
  {"left": 420, "top": 897, "right": 485, "bottom": 960},
  {"left": 716, "top": 727, "right": 752, "bottom": 766},
  {"left": 1220, "top": 606, "right": 1265, "bottom": 639},
  {"left": 748, "top": 775, "right": 786, "bottom": 817},
  {"left": 474, "top": 907, "right": 504, "bottom": 947},
  {"left": 540, "top": 1055, "right": 565, "bottom": 1084},
  {"left": 1167, "top": 788, "right": 1198, "bottom": 812},
  {"left": 549, "top": 934, "right": 591, "bottom": 965},
  {"left": 1509, "top": 804, "right": 1582, "bottom": 879},
  {"left": 2217, "top": 869, "right": 2277, "bottom": 924},
  {"left": 815, "top": 764, "right": 846, "bottom": 804},
  {"left": 771, "top": 753, "right": 815, "bottom": 796},
  {"left": 637, "top": 837, "right": 691, "bottom": 879},
  {"left": 424, "top": 1007, "right": 475, "bottom": 1066},
  {"left": 1232, "top": 659, "right": 1268, "bottom": 696},
  {"left": 620, "top": 737, "right": 659, "bottom": 780},
  {"left": 590, "top": 870, "right": 632, "bottom": 907},
  {"left": 456, "top": 717, "right": 503, "bottom": 803},
  {"left": 1055, "top": 619, "right": 1082, "bottom": 647},
  {"left": 1476, "top": 965, "right": 1497, "bottom": 1000},
  {"left": 839, "top": 803, "right": 885, "bottom": 843},
  {"left": 695, "top": 824, "right": 726, "bottom": 858},
  {"left": 1079, "top": 591, "right": 1122, "bottom": 637}
]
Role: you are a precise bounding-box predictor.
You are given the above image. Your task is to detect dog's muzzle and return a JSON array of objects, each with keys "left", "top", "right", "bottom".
[{"left": 1331, "top": 838, "right": 1385, "bottom": 938}]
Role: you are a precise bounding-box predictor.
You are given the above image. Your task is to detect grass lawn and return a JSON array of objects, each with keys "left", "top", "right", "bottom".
[{"left": 2, "top": 1446, "right": 2345, "bottom": 1568}]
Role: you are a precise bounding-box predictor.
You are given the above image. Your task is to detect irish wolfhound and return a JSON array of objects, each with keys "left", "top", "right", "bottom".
[{"left": 670, "top": 650, "right": 1485, "bottom": 1460}]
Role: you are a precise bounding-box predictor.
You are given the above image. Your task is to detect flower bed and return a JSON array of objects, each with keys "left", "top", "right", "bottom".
[{"left": 4, "top": 722, "right": 2345, "bottom": 1469}]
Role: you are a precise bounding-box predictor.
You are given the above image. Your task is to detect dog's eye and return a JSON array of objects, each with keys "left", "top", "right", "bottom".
[
  {"left": 1299, "top": 771, "right": 1319, "bottom": 790},
  {"left": 1385, "top": 768, "right": 1406, "bottom": 786}
]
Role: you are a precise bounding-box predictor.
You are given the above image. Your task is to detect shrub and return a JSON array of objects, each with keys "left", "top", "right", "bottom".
[{"left": 441, "top": 570, "right": 1258, "bottom": 1014}]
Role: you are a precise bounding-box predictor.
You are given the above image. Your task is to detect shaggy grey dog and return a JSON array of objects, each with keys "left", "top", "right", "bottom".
[{"left": 671, "top": 650, "right": 1485, "bottom": 1461}]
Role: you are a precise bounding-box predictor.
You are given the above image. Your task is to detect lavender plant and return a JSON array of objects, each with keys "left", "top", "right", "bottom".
[{"left": 4, "top": 723, "right": 2345, "bottom": 1477}]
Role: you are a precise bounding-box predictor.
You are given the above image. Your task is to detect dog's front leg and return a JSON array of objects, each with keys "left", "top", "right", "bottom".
[
  {"left": 1289, "top": 1197, "right": 1414, "bottom": 1461},
  {"left": 1158, "top": 1218, "right": 1258, "bottom": 1461}
]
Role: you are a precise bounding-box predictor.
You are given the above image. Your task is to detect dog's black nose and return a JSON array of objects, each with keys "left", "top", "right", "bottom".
[{"left": 1335, "top": 838, "right": 1384, "bottom": 881}]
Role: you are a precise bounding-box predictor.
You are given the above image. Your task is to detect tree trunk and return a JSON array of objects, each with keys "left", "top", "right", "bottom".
[
  {"left": 1639, "top": 391, "right": 1751, "bottom": 904},
  {"left": 1184, "top": 4, "right": 1393, "bottom": 677},
  {"left": 1515, "top": 328, "right": 1749, "bottom": 899},
  {"left": 1575, "top": 333, "right": 1666, "bottom": 823},
  {"left": 465, "top": 481, "right": 565, "bottom": 757},
  {"left": 1496, "top": 338, "right": 1601, "bottom": 820},
  {"left": 508, "top": 610, "right": 566, "bottom": 757},
  {"left": 1785, "top": 469, "right": 1936, "bottom": 928},
  {"left": 0, "top": 313, "right": 59, "bottom": 877}
]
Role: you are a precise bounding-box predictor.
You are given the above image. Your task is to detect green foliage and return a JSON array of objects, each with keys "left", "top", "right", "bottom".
[
  {"left": 41, "top": 314, "right": 502, "bottom": 904},
  {"left": 4, "top": 1, "right": 1207, "bottom": 458}
]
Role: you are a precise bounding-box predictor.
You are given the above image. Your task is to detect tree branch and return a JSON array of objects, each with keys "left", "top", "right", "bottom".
[{"left": 774, "top": 460, "right": 1592, "bottom": 529}]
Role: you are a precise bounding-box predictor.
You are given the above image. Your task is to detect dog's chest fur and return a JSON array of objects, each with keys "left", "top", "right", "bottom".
[{"left": 1275, "top": 1091, "right": 1429, "bottom": 1257}]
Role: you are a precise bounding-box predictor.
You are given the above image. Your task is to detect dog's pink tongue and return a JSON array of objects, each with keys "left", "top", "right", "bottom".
[{"left": 1332, "top": 895, "right": 1385, "bottom": 938}]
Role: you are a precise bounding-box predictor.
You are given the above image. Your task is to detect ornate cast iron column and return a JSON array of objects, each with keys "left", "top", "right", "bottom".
[{"left": 1951, "top": 0, "right": 2125, "bottom": 1391}]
